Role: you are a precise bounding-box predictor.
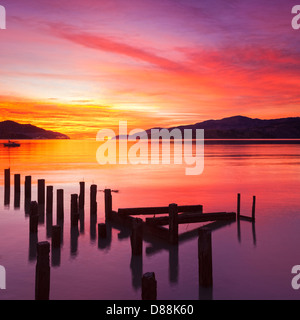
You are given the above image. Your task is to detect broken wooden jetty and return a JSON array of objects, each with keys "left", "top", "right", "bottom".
[{"left": 105, "top": 195, "right": 237, "bottom": 245}]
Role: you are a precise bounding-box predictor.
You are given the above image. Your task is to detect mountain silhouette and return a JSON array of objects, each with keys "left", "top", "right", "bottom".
[
  {"left": 0, "top": 120, "right": 70, "bottom": 139},
  {"left": 120, "top": 116, "right": 300, "bottom": 140}
]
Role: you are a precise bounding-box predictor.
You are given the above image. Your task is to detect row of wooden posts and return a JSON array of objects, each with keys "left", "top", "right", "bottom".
[{"left": 3, "top": 168, "right": 256, "bottom": 300}]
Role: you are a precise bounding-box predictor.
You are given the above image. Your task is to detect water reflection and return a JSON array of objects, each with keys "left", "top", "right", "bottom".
[
  {"left": 51, "top": 247, "right": 61, "bottom": 267},
  {"left": 130, "top": 255, "right": 143, "bottom": 290},
  {"left": 28, "top": 232, "right": 38, "bottom": 262},
  {"left": 237, "top": 219, "right": 257, "bottom": 246},
  {"left": 70, "top": 225, "right": 79, "bottom": 257}
]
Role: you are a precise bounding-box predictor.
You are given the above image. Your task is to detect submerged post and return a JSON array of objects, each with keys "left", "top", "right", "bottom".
[
  {"left": 104, "top": 189, "right": 112, "bottom": 219},
  {"left": 30, "top": 201, "right": 39, "bottom": 234},
  {"left": 142, "top": 272, "right": 157, "bottom": 300},
  {"left": 14, "top": 174, "right": 20, "bottom": 195},
  {"left": 51, "top": 225, "right": 61, "bottom": 248},
  {"left": 71, "top": 194, "right": 79, "bottom": 226},
  {"left": 4, "top": 168, "right": 10, "bottom": 191},
  {"left": 37, "top": 179, "right": 45, "bottom": 205},
  {"left": 90, "top": 184, "right": 97, "bottom": 216},
  {"left": 252, "top": 196, "right": 256, "bottom": 222},
  {"left": 35, "top": 241, "right": 50, "bottom": 300},
  {"left": 79, "top": 182, "right": 85, "bottom": 210},
  {"left": 237, "top": 193, "right": 241, "bottom": 219},
  {"left": 46, "top": 186, "right": 53, "bottom": 215},
  {"left": 57, "top": 189, "right": 64, "bottom": 221},
  {"left": 98, "top": 223, "right": 107, "bottom": 238},
  {"left": 130, "top": 218, "right": 143, "bottom": 256},
  {"left": 14, "top": 174, "right": 21, "bottom": 208},
  {"left": 198, "top": 228, "right": 213, "bottom": 288},
  {"left": 169, "top": 203, "right": 178, "bottom": 245},
  {"left": 25, "top": 176, "right": 32, "bottom": 200}
]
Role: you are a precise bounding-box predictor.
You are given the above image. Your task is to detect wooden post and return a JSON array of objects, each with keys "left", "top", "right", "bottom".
[
  {"left": 37, "top": 179, "right": 45, "bottom": 204},
  {"left": 237, "top": 193, "right": 241, "bottom": 219},
  {"left": 169, "top": 203, "right": 178, "bottom": 244},
  {"left": 51, "top": 225, "right": 61, "bottom": 248},
  {"left": 57, "top": 189, "right": 64, "bottom": 221},
  {"left": 130, "top": 218, "right": 143, "bottom": 256},
  {"left": 4, "top": 169, "right": 10, "bottom": 206},
  {"left": 35, "top": 241, "right": 50, "bottom": 300},
  {"left": 142, "top": 272, "right": 157, "bottom": 300},
  {"left": 71, "top": 194, "right": 79, "bottom": 226},
  {"left": 252, "top": 196, "right": 256, "bottom": 222},
  {"left": 14, "top": 174, "right": 20, "bottom": 195},
  {"left": 25, "top": 176, "right": 32, "bottom": 200},
  {"left": 104, "top": 189, "right": 112, "bottom": 219},
  {"left": 14, "top": 174, "right": 21, "bottom": 208},
  {"left": 198, "top": 228, "right": 213, "bottom": 288},
  {"left": 29, "top": 201, "right": 39, "bottom": 234},
  {"left": 4, "top": 168, "right": 10, "bottom": 191},
  {"left": 79, "top": 182, "right": 85, "bottom": 210},
  {"left": 46, "top": 186, "right": 53, "bottom": 215},
  {"left": 90, "top": 184, "right": 97, "bottom": 216},
  {"left": 98, "top": 223, "right": 107, "bottom": 238}
]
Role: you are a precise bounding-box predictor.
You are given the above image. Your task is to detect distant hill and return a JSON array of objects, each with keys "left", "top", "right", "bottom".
[
  {"left": 0, "top": 120, "right": 70, "bottom": 139},
  {"left": 118, "top": 116, "right": 300, "bottom": 140}
]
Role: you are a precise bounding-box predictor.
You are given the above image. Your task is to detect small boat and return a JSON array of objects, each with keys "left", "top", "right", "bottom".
[{"left": 3, "top": 140, "right": 21, "bottom": 147}]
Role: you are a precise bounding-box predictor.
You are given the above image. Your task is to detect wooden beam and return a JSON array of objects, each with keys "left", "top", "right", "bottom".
[
  {"left": 239, "top": 215, "right": 254, "bottom": 222},
  {"left": 118, "top": 205, "right": 203, "bottom": 216},
  {"left": 146, "top": 212, "right": 236, "bottom": 226}
]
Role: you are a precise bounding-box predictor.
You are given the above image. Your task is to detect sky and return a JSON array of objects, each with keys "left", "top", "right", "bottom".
[{"left": 0, "top": 0, "right": 300, "bottom": 138}]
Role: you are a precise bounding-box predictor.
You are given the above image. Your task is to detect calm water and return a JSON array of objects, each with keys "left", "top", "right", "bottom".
[{"left": 0, "top": 140, "right": 300, "bottom": 300}]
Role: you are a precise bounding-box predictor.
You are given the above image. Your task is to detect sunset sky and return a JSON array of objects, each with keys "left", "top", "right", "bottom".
[{"left": 0, "top": 0, "right": 300, "bottom": 138}]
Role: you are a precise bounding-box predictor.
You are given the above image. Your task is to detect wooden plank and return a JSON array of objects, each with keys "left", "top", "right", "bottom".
[
  {"left": 108, "top": 211, "right": 170, "bottom": 242},
  {"left": 146, "top": 212, "right": 236, "bottom": 226},
  {"left": 239, "top": 215, "right": 254, "bottom": 222},
  {"left": 118, "top": 205, "right": 203, "bottom": 216}
]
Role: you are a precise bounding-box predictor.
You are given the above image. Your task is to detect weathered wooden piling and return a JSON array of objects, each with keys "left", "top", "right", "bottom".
[
  {"left": 51, "top": 225, "right": 61, "bottom": 248},
  {"left": 71, "top": 194, "right": 79, "bottom": 226},
  {"left": 4, "top": 169, "right": 10, "bottom": 206},
  {"left": 37, "top": 179, "right": 45, "bottom": 204},
  {"left": 198, "top": 228, "right": 213, "bottom": 288},
  {"left": 142, "top": 272, "right": 157, "bottom": 300},
  {"left": 105, "top": 189, "right": 112, "bottom": 219},
  {"left": 237, "top": 193, "right": 241, "bottom": 219},
  {"left": 14, "top": 174, "right": 21, "bottom": 208},
  {"left": 25, "top": 176, "right": 32, "bottom": 200},
  {"left": 4, "top": 168, "right": 10, "bottom": 191},
  {"left": 14, "top": 174, "right": 20, "bottom": 195},
  {"left": 29, "top": 201, "right": 39, "bottom": 234},
  {"left": 98, "top": 223, "right": 107, "bottom": 238},
  {"left": 130, "top": 218, "right": 143, "bottom": 256},
  {"left": 252, "top": 196, "right": 256, "bottom": 222},
  {"left": 79, "top": 181, "right": 85, "bottom": 210},
  {"left": 35, "top": 241, "right": 50, "bottom": 300},
  {"left": 46, "top": 186, "right": 53, "bottom": 215},
  {"left": 56, "top": 189, "right": 64, "bottom": 221},
  {"left": 90, "top": 184, "right": 97, "bottom": 216},
  {"left": 169, "top": 203, "right": 178, "bottom": 245}
]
